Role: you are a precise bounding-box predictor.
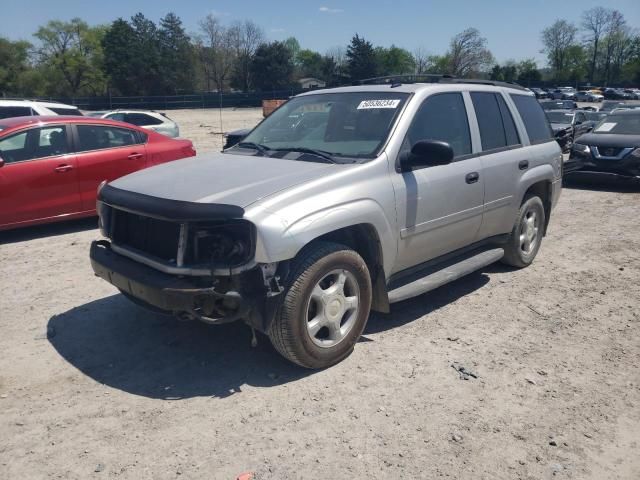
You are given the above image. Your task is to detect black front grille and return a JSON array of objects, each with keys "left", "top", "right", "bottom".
[{"left": 112, "top": 209, "right": 180, "bottom": 262}]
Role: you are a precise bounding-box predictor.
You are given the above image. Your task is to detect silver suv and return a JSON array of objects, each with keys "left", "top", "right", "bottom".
[{"left": 90, "top": 77, "right": 562, "bottom": 368}]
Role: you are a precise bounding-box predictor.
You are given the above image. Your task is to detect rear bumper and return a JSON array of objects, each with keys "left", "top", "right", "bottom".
[{"left": 90, "top": 240, "right": 248, "bottom": 320}]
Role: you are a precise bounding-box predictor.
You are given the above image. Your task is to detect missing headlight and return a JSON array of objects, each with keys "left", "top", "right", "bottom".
[{"left": 190, "top": 221, "right": 255, "bottom": 268}]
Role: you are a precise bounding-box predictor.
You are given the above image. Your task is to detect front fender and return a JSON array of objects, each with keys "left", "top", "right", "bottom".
[{"left": 252, "top": 199, "right": 397, "bottom": 276}]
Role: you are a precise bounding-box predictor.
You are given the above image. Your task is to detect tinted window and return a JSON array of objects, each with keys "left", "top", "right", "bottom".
[
  {"left": 406, "top": 93, "right": 471, "bottom": 158},
  {"left": 105, "top": 113, "right": 125, "bottom": 121},
  {"left": 125, "top": 113, "right": 162, "bottom": 126},
  {"left": 0, "top": 106, "right": 33, "bottom": 119},
  {"left": 471, "top": 92, "right": 506, "bottom": 151},
  {"left": 77, "top": 125, "right": 139, "bottom": 152},
  {"left": 496, "top": 95, "right": 519, "bottom": 146},
  {"left": 510, "top": 94, "right": 552, "bottom": 144},
  {"left": 49, "top": 107, "right": 82, "bottom": 116},
  {"left": 0, "top": 126, "right": 67, "bottom": 163}
]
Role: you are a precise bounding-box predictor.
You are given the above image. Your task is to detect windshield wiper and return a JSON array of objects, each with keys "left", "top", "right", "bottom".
[
  {"left": 271, "top": 147, "right": 336, "bottom": 163},
  {"left": 236, "top": 142, "right": 271, "bottom": 155}
]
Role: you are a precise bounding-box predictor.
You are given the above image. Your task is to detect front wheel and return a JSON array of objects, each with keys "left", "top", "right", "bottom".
[
  {"left": 268, "top": 242, "right": 372, "bottom": 369},
  {"left": 501, "top": 195, "right": 546, "bottom": 268}
]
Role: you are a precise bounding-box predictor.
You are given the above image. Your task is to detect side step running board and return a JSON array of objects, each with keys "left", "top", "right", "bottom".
[{"left": 388, "top": 248, "right": 504, "bottom": 304}]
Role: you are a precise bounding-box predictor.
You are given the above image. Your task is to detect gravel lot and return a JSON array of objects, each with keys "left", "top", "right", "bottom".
[{"left": 1, "top": 107, "right": 639, "bottom": 480}]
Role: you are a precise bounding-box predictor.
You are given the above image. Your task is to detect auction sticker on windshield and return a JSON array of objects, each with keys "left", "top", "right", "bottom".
[{"left": 357, "top": 99, "right": 401, "bottom": 109}]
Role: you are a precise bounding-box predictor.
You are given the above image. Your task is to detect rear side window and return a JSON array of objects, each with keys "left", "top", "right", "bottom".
[
  {"left": 406, "top": 92, "right": 471, "bottom": 158},
  {"left": 495, "top": 95, "right": 520, "bottom": 146},
  {"left": 510, "top": 94, "right": 552, "bottom": 144},
  {"left": 49, "top": 107, "right": 82, "bottom": 116},
  {"left": 76, "top": 125, "right": 140, "bottom": 152},
  {"left": 125, "top": 113, "right": 163, "bottom": 126},
  {"left": 471, "top": 92, "right": 520, "bottom": 152},
  {"left": 0, "top": 106, "right": 33, "bottom": 119}
]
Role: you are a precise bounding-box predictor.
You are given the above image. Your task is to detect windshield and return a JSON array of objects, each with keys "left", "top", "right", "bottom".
[
  {"left": 593, "top": 114, "right": 640, "bottom": 135},
  {"left": 546, "top": 112, "right": 574, "bottom": 123},
  {"left": 238, "top": 92, "right": 410, "bottom": 160}
]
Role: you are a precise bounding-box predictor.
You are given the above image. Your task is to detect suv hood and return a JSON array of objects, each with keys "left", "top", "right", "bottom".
[
  {"left": 109, "top": 151, "right": 334, "bottom": 208},
  {"left": 575, "top": 133, "right": 640, "bottom": 148}
]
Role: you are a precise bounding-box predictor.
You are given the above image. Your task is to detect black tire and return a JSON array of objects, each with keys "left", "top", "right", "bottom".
[
  {"left": 268, "top": 242, "right": 372, "bottom": 369},
  {"left": 501, "top": 195, "right": 546, "bottom": 268}
]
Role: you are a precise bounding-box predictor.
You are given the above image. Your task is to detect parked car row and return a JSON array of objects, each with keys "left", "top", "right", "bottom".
[{"left": 0, "top": 115, "right": 195, "bottom": 231}]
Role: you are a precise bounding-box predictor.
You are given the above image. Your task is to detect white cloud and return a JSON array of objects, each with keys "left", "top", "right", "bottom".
[{"left": 319, "top": 6, "right": 343, "bottom": 13}]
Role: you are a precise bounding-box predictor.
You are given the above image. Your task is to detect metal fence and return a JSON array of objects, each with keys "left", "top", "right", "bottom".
[{"left": 19, "top": 89, "right": 307, "bottom": 111}]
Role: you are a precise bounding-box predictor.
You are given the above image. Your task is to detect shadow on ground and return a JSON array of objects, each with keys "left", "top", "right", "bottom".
[
  {"left": 563, "top": 175, "right": 640, "bottom": 193},
  {"left": 49, "top": 271, "right": 491, "bottom": 399},
  {"left": 0, "top": 217, "right": 97, "bottom": 245}
]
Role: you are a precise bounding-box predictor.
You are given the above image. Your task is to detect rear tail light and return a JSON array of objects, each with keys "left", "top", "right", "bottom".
[{"left": 182, "top": 145, "right": 196, "bottom": 156}]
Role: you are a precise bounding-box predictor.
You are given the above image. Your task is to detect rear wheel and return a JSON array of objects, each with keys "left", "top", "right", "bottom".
[
  {"left": 268, "top": 242, "right": 372, "bottom": 369},
  {"left": 501, "top": 195, "right": 546, "bottom": 268}
]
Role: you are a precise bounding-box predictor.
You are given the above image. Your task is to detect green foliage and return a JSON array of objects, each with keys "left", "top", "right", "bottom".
[
  {"left": 374, "top": 45, "right": 415, "bottom": 76},
  {"left": 250, "top": 41, "right": 294, "bottom": 91},
  {"left": 158, "top": 12, "right": 194, "bottom": 94},
  {"left": 346, "top": 34, "right": 377, "bottom": 81},
  {"left": 33, "top": 18, "right": 107, "bottom": 96},
  {"left": 297, "top": 49, "right": 324, "bottom": 79},
  {"left": 102, "top": 19, "right": 137, "bottom": 95},
  {"left": 0, "top": 38, "right": 32, "bottom": 96}
]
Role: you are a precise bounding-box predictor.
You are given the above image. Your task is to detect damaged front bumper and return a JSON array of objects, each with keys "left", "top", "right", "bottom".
[{"left": 90, "top": 240, "right": 283, "bottom": 331}]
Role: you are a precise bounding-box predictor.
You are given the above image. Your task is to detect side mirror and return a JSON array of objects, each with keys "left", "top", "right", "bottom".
[{"left": 399, "top": 140, "right": 454, "bottom": 172}]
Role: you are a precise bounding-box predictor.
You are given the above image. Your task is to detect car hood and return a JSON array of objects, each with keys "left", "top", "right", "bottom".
[
  {"left": 574, "top": 133, "right": 640, "bottom": 148},
  {"left": 109, "top": 151, "right": 335, "bottom": 208}
]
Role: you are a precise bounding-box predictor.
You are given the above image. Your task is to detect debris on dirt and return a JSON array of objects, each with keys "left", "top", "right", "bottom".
[
  {"left": 451, "top": 433, "right": 463, "bottom": 443},
  {"left": 537, "top": 370, "right": 548, "bottom": 376},
  {"left": 451, "top": 363, "right": 478, "bottom": 380},
  {"left": 446, "top": 336, "right": 460, "bottom": 342},
  {"left": 525, "top": 377, "right": 537, "bottom": 385},
  {"left": 527, "top": 305, "right": 545, "bottom": 317},
  {"left": 94, "top": 463, "right": 105, "bottom": 473},
  {"left": 583, "top": 433, "right": 593, "bottom": 439},
  {"left": 549, "top": 440, "right": 558, "bottom": 446}
]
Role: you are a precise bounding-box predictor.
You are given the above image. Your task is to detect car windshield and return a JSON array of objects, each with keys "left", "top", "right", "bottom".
[
  {"left": 593, "top": 114, "right": 640, "bottom": 135},
  {"left": 237, "top": 92, "right": 410, "bottom": 161},
  {"left": 546, "top": 112, "right": 574, "bottom": 123}
]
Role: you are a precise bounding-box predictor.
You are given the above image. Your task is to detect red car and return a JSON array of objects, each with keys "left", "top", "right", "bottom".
[{"left": 0, "top": 116, "right": 196, "bottom": 231}]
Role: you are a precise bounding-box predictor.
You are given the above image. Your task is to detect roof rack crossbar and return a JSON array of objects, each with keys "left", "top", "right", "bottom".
[{"left": 353, "top": 74, "right": 528, "bottom": 91}]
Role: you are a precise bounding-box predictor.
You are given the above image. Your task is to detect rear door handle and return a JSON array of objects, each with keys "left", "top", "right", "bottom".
[
  {"left": 127, "top": 153, "right": 143, "bottom": 160},
  {"left": 465, "top": 172, "right": 480, "bottom": 184},
  {"left": 518, "top": 160, "right": 529, "bottom": 170},
  {"left": 54, "top": 164, "right": 73, "bottom": 173}
]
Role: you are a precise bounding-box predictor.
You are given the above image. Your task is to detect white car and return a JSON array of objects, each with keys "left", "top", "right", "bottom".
[
  {"left": 98, "top": 110, "right": 179, "bottom": 138},
  {"left": 0, "top": 99, "right": 83, "bottom": 119},
  {"left": 575, "top": 91, "right": 604, "bottom": 102}
]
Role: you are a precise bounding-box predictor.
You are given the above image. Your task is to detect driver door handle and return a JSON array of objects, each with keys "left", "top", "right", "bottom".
[
  {"left": 54, "top": 164, "right": 73, "bottom": 173},
  {"left": 127, "top": 152, "right": 143, "bottom": 160},
  {"left": 465, "top": 172, "right": 480, "bottom": 184}
]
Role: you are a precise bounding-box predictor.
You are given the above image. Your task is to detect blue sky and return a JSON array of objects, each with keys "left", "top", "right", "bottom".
[{"left": 2, "top": 0, "right": 639, "bottom": 66}]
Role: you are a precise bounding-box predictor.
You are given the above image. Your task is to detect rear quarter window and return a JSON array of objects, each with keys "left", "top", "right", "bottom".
[
  {"left": 510, "top": 94, "right": 553, "bottom": 144},
  {"left": 0, "top": 106, "right": 33, "bottom": 119},
  {"left": 49, "top": 107, "right": 83, "bottom": 116}
]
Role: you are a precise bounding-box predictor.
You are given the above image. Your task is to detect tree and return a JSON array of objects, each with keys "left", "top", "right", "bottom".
[
  {"left": 446, "top": 28, "right": 494, "bottom": 77},
  {"left": 541, "top": 20, "right": 578, "bottom": 79},
  {"left": 413, "top": 47, "right": 429, "bottom": 74},
  {"left": 375, "top": 45, "right": 415, "bottom": 76},
  {"left": 0, "top": 38, "right": 32, "bottom": 96},
  {"left": 346, "top": 34, "right": 377, "bottom": 82},
  {"left": 158, "top": 12, "right": 194, "bottom": 94},
  {"left": 129, "top": 13, "right": 162, "bottom": 95},
  {"left": 250, "top": 41, "right": 293, "bottom": 91},
  {"left": 297, "top": 49, "right": 324, "bottom": 79},
  {"left": 34, "top": 18, "right": 107, "bottom": 96},
  {"left": 229, "top": 20, "right": 265, "bottom": 92},
  {"left": 323, "top": 47, "right": 348, "bottom": 86},
  {"left": 283, "top": 37, "right": 301, "bottom": 64},
  {"left": 102, "top": 18, "right": 137, "bottom": 95},
  {"left": 196, "top": 14, "right": 234, "bottom": 92},
  {"left": 581, "top": 7, "right": 611, "bottom": 83},
  {"left": 516, "top": 59, "right": 542, "bottom": 86}
]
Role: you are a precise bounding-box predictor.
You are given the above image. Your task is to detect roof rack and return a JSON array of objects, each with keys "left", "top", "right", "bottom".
[{"left": 355, "top": 74, "right": 528, "bottom": 91}]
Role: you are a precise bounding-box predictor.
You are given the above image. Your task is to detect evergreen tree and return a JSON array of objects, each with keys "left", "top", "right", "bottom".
[
  {"left": 250, "top": 41, "right": 293, "bottom": 91},
  {"left": 346, "top": 34, "right": 377, "bottom": 82},
  {"left": 158, "top": 12, "right": 194, "bottom": 94}
]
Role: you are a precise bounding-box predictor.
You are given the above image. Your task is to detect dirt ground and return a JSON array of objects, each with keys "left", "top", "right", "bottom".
[{"left": 1, "top": 107, "right": 639, "bottom": 480}]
